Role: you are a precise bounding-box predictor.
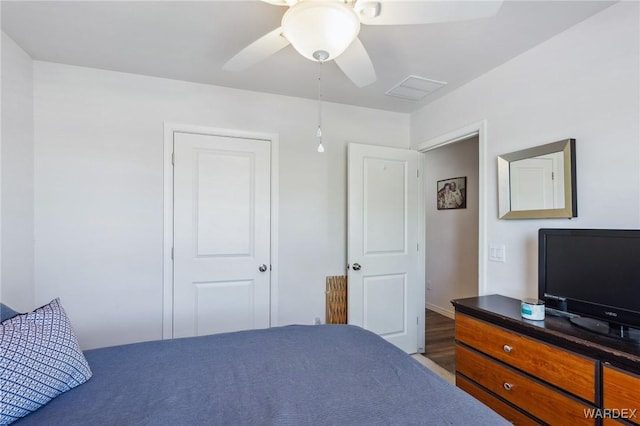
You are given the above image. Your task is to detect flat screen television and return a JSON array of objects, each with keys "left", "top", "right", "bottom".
[{"left": 539, "top": 228, "right": 640, "bottom": 343}]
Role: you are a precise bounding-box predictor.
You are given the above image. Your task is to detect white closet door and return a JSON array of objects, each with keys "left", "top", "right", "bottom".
[{"left": 172, "top": 132, "right": 271, "bottom": 338}]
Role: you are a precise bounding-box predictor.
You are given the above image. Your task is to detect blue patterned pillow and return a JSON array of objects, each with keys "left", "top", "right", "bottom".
[{"left": 0, "top": 298, "right": 92, "bottom": 424}]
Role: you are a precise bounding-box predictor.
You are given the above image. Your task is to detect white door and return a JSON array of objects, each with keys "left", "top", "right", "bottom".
[
  {"left": 348, "top": 143, "right": 420, "bottom": 353},
  {"left": 510, "top": 157, "right": 555, "bottom": 211},
  {"left": 173, "top": 132, "right": 271, "bottom": 338}
]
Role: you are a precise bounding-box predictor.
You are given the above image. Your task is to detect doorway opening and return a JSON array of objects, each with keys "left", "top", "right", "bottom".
[{"left": 415, "top": 121, "right": 487, "bottom": 375}]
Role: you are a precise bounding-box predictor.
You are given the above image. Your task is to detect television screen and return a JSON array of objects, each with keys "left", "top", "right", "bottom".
[
  {"left": 539, "top": 229, "right": 640, "bottom": 339},
  {"left": 544, "top": 233, "right": 640, "bottom": 312}
]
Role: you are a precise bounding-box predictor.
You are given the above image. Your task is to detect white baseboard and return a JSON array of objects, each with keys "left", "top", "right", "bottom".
[{"left": 426, "top": 303, "right": 455, "bottom": 320}]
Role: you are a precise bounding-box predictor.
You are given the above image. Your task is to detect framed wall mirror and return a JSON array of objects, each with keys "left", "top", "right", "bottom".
[{"left": 498, "top": 139, "right": 577, "bottom": 219}]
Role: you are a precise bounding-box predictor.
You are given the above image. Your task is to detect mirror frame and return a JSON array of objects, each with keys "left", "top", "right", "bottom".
[{"left": 498, "top": 138, "right": 577, "bottom": 219}]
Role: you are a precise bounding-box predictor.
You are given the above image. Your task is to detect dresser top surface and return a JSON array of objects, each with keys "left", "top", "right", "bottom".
[{"left": 452, "top": 294, "right": 640, "bottom": 370}]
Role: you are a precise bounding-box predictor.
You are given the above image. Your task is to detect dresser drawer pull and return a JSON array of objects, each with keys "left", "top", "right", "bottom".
[
  {"left": 503, "top": 344, "right": 513, "bottom": 353},
  {"left": 503, "top": 382, "right": 514, "bottom": 391}
]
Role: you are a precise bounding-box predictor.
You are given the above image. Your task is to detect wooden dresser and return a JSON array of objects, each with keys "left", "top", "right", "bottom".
[{"left": 452, "top": 295, "right": 640, "bottom": 425}]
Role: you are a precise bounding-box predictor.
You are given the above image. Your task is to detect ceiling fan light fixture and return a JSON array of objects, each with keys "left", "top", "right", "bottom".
[
  {"left": 354, "top": 1, "right": 381, "bottom": 19},
  {"left": 282, "top": 1, "right": 360, "bottom": 62}
]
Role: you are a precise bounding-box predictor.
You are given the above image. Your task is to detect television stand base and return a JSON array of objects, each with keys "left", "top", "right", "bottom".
[{"left": 569, "top": 316, "right": 640, "bottom": 343}]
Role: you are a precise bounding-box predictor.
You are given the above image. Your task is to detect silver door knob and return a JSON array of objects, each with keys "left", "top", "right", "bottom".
[
  {"left": 352, "top": 263, "right": 362, "bottom": 271},
  {"left": 258, "top": 264, "right": 268, "bottom": 272}
]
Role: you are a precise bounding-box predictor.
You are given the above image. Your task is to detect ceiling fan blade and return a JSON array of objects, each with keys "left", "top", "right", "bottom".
[
  {"left": 261, "top": 0, "right": 298, "bottom": 5},
  {"left": 223, "top": 27, "right": 290, "bottom": 72},
  {"left": 334, "top": 38, "right": 376, "bottom": 88},
  {"left": 356, "top": 0, "right": 503, "bottom": 25}
]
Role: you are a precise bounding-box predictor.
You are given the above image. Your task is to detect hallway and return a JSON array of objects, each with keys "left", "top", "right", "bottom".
[{"left": 422, "top": 309, "right": 455, "bottom": 374}]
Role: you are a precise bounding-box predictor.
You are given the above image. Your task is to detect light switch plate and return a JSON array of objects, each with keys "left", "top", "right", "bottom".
[{"left": 489, "top": 244, "right": 506, "bottom": 263}]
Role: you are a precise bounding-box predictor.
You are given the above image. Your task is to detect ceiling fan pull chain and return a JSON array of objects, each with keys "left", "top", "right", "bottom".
[{"left": 316, "top": 60, "right": 325, "bottom": 153}]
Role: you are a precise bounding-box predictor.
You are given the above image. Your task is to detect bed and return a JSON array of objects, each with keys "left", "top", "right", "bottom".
[{"left": 1, "top": 300, "right": 508, "bottom": 425}]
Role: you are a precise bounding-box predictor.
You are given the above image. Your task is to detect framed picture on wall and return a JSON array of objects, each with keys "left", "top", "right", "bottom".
[{"left": 437, "top": 176, "right": 467, "bottom": 210}]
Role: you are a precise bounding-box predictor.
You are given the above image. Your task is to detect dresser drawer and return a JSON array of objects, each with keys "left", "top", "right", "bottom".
[
  {"left": 456, "top": 313, "right": 596, "bottom": 402},
  {"left": 603, "top": 420, "right": 634, "bottom": 426},
  {"left": 456, "top": 375, "right": 539, "bottom": 426},
  {"left": 456, "top": 345, "right": 596, "bottom": 425},
  {"left": 603, "top": 365, "right": 640, "bottom": 425}
]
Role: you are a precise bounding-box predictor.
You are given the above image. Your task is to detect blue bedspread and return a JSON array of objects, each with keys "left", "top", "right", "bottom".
[{"left": 15, "top": 325, "right": 507, "bottom": 425}]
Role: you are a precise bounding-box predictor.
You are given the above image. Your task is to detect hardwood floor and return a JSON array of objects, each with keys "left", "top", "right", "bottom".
[{"left": 422, "top": 309, "right": 455, "bottom": 374}]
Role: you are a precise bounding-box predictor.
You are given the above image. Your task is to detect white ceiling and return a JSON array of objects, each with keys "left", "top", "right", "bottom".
[{"left": 1, "top": 1, "right": 615, "bottom": 113}]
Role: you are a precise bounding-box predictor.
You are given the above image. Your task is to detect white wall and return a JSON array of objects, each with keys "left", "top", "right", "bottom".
[
  {"left": 33, "top": 62, "right": 409, "bottom": 349},
  {"left": 411, "top": 2, "right": 640, "bottom": 300},
  {"left": 1, "top": 32, "right": 34, "bottom": 311},
  {"left": 424, "top": 136, "right": 479, "bottom": 317}
]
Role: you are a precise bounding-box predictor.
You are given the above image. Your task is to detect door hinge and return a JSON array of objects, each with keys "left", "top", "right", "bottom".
[
  {"left": 171, "top": 152, "right": 175, "bottom": 166},
  {"left": 552, "top": 171, "right": 555, "bottom": 180},
  {"left": 417, "top": 243, "right": 419, "bottom": 252},
  {"left": 417, "top": 316, "right": 419, "bottom": 325},
  {"left": 417, "top": 169, "right": 419, "bottom": 178},
  {"left": 171, "top": 247, "right": 174, "bottom": 260}
]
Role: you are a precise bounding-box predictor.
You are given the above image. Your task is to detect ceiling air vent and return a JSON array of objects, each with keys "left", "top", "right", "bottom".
[{"left": 385, "top": 75, "right": 447, "bottom": 101}]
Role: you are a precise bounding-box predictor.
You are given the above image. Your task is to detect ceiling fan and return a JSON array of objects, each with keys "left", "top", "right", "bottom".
[{"left": 223, "top": 0, "right": 504, "bottom": 88}]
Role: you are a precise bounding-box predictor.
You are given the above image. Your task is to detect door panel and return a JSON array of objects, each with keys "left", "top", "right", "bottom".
[
  {"left": 173, "top": 132, "right": 270, "bottom": 338},
  {"left": 365, "top": 158, "right": 406, "bottom": 254},
  {"left": 363, "top": 274, "right": 406, "bottom": 336},
  {"left": 348, "top": 143, "right": 420, "bottom": 353},
  {"left": 194, "top": 280, "right": 254, "bottom": 336},
  {"left": 195, "top": 151, "right": 254, "bottom": 256}
]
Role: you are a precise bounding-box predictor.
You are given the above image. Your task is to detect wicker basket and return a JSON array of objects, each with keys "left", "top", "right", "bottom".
[{"left": 325, "top": 275, "right": 348, "bottom": 324}]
